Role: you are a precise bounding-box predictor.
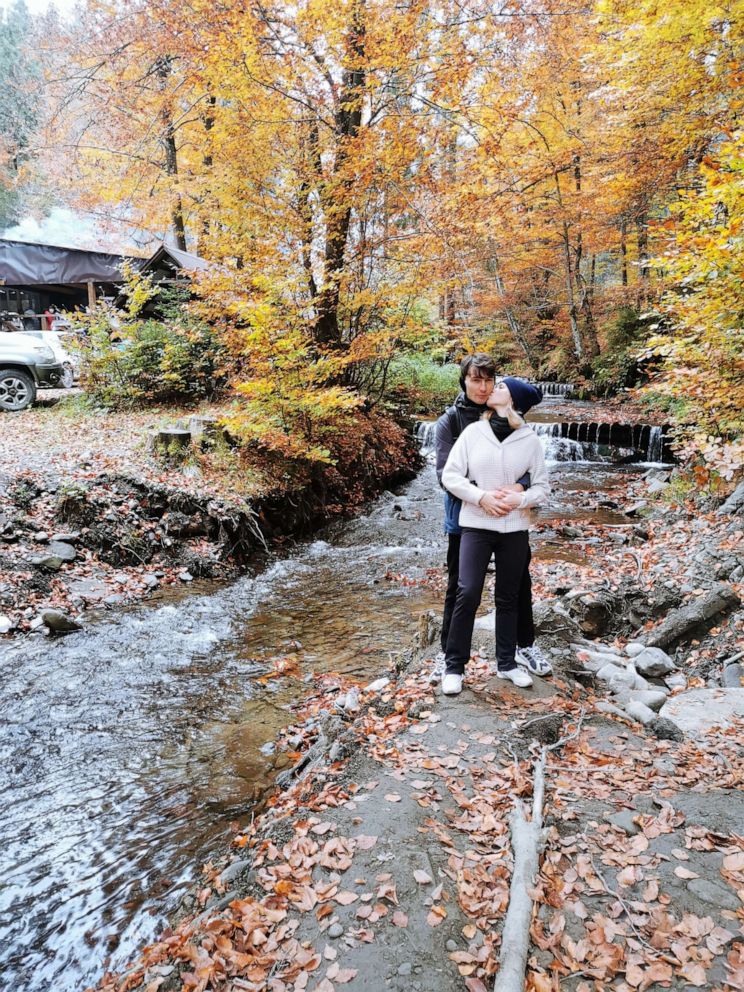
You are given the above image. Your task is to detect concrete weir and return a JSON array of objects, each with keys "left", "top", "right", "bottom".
[{"left": 534, "top": 421, "right": 673, "bottom": 462}]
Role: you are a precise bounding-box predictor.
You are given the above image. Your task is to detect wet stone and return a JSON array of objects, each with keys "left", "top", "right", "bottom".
[
  {"left": 328, "top": 923, "right": 344, "bottom": 938},
  {"left": 446, "top": 939, "right": 458, "bottom": 952},
  {"left": 29, "top": 554, "right": 63, "bottom": 572}
]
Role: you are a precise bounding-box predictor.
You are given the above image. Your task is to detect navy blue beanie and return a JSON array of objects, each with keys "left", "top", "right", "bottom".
[{"left": 502, "top": 377, "right": 543, "bottom": 415}]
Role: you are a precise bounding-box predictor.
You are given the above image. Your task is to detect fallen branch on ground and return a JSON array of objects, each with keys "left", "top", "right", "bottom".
[{"left": 493, "top": 711, "right": 585, "bottom": 992}]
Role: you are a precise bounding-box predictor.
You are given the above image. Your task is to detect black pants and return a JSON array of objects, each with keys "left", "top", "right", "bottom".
[
  {"left": 444, "top": 529, "right": 531, "bottom": 675},
  {"left": 441, "top": 532, "right": 535, "bottom": 653}
]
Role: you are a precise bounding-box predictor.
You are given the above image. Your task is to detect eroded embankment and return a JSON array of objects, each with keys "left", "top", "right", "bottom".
[{"left": 0, "top": 411, "right": 422, "bottom": 635}]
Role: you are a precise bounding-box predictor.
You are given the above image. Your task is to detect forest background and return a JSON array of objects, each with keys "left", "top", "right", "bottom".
[{"left": 1, "top": 0, "right": 742, "bottom": 489}]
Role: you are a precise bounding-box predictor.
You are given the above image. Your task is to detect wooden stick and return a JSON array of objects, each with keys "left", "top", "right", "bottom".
[{"left": 493, "top": 712, "right": 585, "bottom": 992}]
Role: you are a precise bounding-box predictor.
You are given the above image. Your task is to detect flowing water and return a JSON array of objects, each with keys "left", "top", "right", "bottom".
[{"left": 0, "top": 401, "right": 670, "bottom": 991}]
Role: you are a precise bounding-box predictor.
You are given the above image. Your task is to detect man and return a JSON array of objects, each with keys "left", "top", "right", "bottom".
[{"left": 429, "top": 354, "right": 552, "bottom": 683}]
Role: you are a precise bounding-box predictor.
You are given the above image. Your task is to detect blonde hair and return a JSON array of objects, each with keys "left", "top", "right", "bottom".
[
  {"left": 481, "top": 405, "right": 525, "bottom": 429},
  {"left": 506, "top": 405, "right": 525, "bottom": 429}
]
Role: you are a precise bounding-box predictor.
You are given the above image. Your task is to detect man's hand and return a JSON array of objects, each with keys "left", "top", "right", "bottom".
[{"left": 493, "top": 483, "right": 524, "bottom": 494}]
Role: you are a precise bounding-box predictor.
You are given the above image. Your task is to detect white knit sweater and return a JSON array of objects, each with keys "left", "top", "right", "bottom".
[{"left": 442, "top": 420, "right": 550, "bottom": 533}]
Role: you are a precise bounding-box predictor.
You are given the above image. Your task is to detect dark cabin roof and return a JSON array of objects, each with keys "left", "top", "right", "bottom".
[
  {"left": 138, "top": 244, "right": 210, "bottom": 279},
  {"left": 0, "top": 238, "right": 138, "bottom": 286}
]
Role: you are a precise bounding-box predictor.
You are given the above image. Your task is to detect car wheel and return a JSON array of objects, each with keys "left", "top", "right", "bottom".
[
  {"left": 62, "top": 362, "right": 75, "bottom": 389},
  {"left": 0, "top": 368, "right": 37, "bottom": 411}
]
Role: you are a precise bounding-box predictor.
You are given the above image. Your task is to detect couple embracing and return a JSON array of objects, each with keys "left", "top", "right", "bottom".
[{"left": 431, "top": 354, "right": 551, "bottom": 696}]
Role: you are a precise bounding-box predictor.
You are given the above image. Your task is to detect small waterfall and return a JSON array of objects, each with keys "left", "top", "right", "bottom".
[
  {"left": 533, "top": 381, "right": 575, "bottom": 397},
  {"left": 646, "top": 425, "right": 664, "bottom": 463},
  {"left": 533, "top": 422, "right": 562, "bottom": 438},
  {"left": 415, "top": 420, "right": 437, "bottom": 456}
]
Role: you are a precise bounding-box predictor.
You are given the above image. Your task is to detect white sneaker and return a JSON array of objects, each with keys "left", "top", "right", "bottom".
[
  {"left": 428, "top": 652, "right": 446, "bottom": 684},
  {"left": 496, "top": 666, "right": 533, "bottom": 688},
  {"left": 516, "top": 645, "right": 553, "bottom": 677},
  {"left": 441, "top": 673, "right": 463, "bottom": 695}
]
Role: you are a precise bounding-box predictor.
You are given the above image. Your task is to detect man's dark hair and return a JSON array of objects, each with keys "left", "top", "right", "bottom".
[{"left": 459, "top": 353, "right": 496, "bottom": 391}]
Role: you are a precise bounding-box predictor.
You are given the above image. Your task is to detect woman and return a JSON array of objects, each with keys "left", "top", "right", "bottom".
[{"left": 440, "top": 377, "right": 550, "bottom": 695}]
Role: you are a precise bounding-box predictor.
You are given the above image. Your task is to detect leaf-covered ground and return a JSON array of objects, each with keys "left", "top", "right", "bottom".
[{"left": 89, "top": 643, "right": 744, "bottom": 992}]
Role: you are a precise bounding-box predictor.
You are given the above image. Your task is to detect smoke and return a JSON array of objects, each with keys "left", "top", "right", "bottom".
[{"left": 2, "top": 207, "right": 143, "bottom": 254}]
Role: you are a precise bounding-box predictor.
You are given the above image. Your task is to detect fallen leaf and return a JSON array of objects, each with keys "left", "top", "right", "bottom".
[
  {"left": 334, "top": 891, "right": 358, "bottom": 905},
  {"left": 334, "top": 970, "right": 358, "bottom": 984},
  {"left": 674, "top": 866, "right": 700, "bottom": 879},
  {"left": 392, "top": 911, "right": 408, "bottom": 928},
  {"left": 723, "top": 851, "right": 744, "bottom": 872},
  {"left": 414, "top": 870, "right": 433, "bottom": 885},
  {"left": 384, "top": 793, "right": 402, "bottom": 803},
  {"left": 354, "top": 835, "right": 378, "bottom": 850}
]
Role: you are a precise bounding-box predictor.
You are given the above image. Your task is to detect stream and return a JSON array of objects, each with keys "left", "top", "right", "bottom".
[{"left": 0, "top": 399, "right": 669, "bottom": 991}]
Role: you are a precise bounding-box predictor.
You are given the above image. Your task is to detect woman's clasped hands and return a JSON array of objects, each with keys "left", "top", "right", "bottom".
[{"left": 478, "top": 486, "right": 523, "bottom": 517}]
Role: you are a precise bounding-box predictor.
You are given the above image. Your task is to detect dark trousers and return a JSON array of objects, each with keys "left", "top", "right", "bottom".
[
  {"left": 444, "top": 529, "right": 531, "bottom": 675},
  {"left": 441, "top": 532, "right": 534, "bottom": 652}
]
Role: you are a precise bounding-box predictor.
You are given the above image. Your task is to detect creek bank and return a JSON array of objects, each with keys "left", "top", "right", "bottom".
[
  {"left": 81, "top": 464, "right": 744, "bottom": 992},
  {"left": 88, "top": 614, "right": 744, "bottom": 992},
  {"left": 0, "top": 414, "right": 422, "bottom": 636}
]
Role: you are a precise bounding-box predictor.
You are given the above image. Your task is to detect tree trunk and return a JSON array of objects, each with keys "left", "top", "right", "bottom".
[
  {"left": 156, "top": 56, "right": 187, "bottom": 252},
  {"left": 490, "top": 252, "right": 535, "bottom": 366},
  {"left": 620, "top": 217, "right": 628, "bottom": 286},
  {"left": 314, "top": 2, "right": 366, "bottom": 349}
]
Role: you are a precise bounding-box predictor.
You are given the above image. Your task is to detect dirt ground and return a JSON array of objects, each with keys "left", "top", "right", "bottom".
[{"left": 90, "top": 625, "right": 744, "bottom": 992}]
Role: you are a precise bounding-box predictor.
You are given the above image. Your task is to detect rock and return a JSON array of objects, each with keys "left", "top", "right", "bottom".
[
  {"left": 340, "top": 688, "right": 360, "bottom": 713},
  {"left": 446, "top": 939, "right": 458, "bottom": 952},
  {"left": 397, "top": 963, "right": 412, "bottom": 976},
  {"left": 664, "top": 672, "right": 687, "bottom": 691},
  {"left": 624, "top": 700, "right": 656, "bottom": 725},
  {"left": 46, "top": 541, "right": 76, "bottom": 562},
  {"left": 221, "top": 858, "right": 250, "bottom": 884},
  {"left": 51, "top": 532, "right": 80, "bottom": 543},
  {"left": 648, "top": 717, "right": 684, "bottom": 741},
  {"left": 624, "top": 501, "right": 648, "bottom": 517},
  {"left": 577, "top": 649, "right": 626, "bottom": 672},
  {"left": 722, "top": 663, "right": 744, "bottom": 688},
  {"left": 366, "top": 677, "right": 391, "bottom": 693},
  {"left": 633, "top": 646, "right": 675, "bottom": 677},
  {"left": 596, "top": 663, "right": 647, "bottom": 693},
  {"left": 328, "top": 923, "right": 344, "bottom": 938},
  {"left": 41, "top": 609, "right": 82, "bottom": 634},
  {"left": 718, "top": 480, "right": 744, "bottom": 515},
  {"left": 519, "top": 713, "right": 563, "bottom": 745},
  {"left": 29, "top": 616, "right": 45, "bottom": 630},
  {"left": 113, "top": 572, "right": 129, "bottom": 584},
  {"left": 104, "top": 594, "right": 125, "bottom": 606},
  {"left": 647, "top": 478, "right": 669, "bottom": 494},
  {"left": 178, "top": 571, "right": 193, "bottom": 582},
  {"left": 143, "top": 574, "right": 159, "bottom": 589},
  {"left": 627, "top": 689, "right": 668, "bottom": 712},
  {"left": 594, "top": 701, "right": 634, "bottom": 723},
  {"left": 32, "top": 531, "right": 49, "bottom": 542},
  {"left": 0, "top": 614, "right": 13, "bottom": 634},
  {"left": 625, "top": 641, "right": 646, "bottom": 657},
  {"left": 473, "top": 610, "right": 495, "bottom": 631},
  {"left": 68, "top": 577, "right": 108, "bottom": 601},
  {"left": 608, "top": 810, "right": 640, "bottom": 836},
  {"left": 687, "top": 877, "right": 742, "bottom": 912},
  {"left": 660, "top": 688, "right": 744, "bottom": 735},
  {"left": 29, "top": 554, "right": 64, "bottom": 572}
]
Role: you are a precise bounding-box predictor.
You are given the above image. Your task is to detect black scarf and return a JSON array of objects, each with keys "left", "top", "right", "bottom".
[{"left": 489, "top": 412, "right": 515, "bottom": 442}]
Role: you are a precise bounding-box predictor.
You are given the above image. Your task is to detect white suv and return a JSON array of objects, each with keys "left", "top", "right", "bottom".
[{"left": 19, "top": 330, "right": 78, "bottom": 388}]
